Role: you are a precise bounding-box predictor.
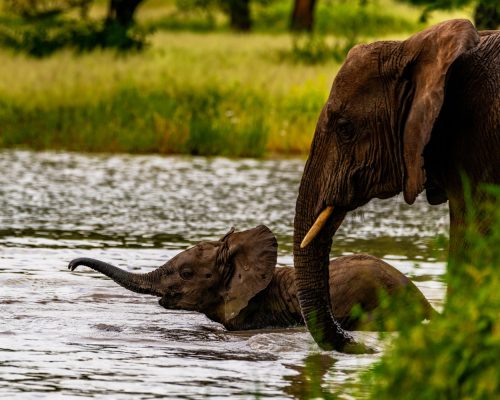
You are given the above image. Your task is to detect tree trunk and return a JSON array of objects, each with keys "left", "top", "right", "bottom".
[
  {"left": 290, "top": 0, "right": 317, "bottom": 32},
  {"left": 107, "top": 0, "right": 144, "bottom": 28},
  {"left": 228, "top": 0, "right": 252, "bottom": 32},
  {"left": 474, "top": 1, "right": 500, "bottom": 30}
]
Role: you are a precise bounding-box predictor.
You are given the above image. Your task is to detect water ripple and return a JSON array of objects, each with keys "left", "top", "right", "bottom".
[{"left": 0, "top": 150, "right": 449, "bottom": 399}]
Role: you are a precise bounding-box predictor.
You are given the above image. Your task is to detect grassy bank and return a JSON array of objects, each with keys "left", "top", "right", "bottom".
[
  {"left": 0, "top": 1, "right": 470, "bottom": 157},
  {"left": 0, "top": 32, "right": 336, "bottom": 157},
  {"left": 0, "top": 30, "right": 445, "bottom": 157}
]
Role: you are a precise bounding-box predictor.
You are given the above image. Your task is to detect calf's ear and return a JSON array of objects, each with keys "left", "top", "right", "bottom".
[
  {"left": 217, "top": 225, "right": 277, "bottom": 322},
  {"left": 401, "top": 19, "right": 479, "bottom": 204}
]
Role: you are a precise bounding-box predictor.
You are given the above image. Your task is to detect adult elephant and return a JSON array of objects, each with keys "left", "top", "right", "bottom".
[{"left": 293, "top": 19, "right": 499, "bottom": 352}]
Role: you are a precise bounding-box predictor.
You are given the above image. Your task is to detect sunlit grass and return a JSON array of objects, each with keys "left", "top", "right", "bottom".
[
  {"left": 0, "top": 32, "right": 337, "bottom": 156},
  {"left": 0, "top": 1, "right": 472, "bottom": 156}
]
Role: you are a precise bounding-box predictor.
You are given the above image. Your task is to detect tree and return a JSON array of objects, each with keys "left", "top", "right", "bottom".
[
  {"left": 106, "top": 0, "right": 145, "bottom": 28},
  {"left": 290, "top": 0, "right": 317, "bottom": 31},
  {"left": 227, "top": 0, "right": 252, "bottom": 31},
  {"left": 288, "top": 0, "right": 370, "bottom": 32},
  {"left": 5, "top": 0, "right": 146, "bottom": 29},
  {"left": 474, "top": 0, "right": 499, "bottom": 30},
  {"left": 2, "top": 0, "right": 148, "bottom": 55},
  {"left": 179, "top": 0, "right": 253, "bottom": 31},
  {"left": 399, "top": 0, "right": 500, "bottom": 30}
]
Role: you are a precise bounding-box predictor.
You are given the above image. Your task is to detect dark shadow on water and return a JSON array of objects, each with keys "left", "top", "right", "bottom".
[{"left": 284, "top": 353, "right": 338, "bottom": 399}]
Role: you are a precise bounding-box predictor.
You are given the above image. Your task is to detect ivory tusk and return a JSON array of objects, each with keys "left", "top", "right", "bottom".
[{"left": 300, "top": 206, "right": 334, "bottom": 249}]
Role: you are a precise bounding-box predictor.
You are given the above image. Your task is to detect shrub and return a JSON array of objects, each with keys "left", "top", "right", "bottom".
[{"left": 365, "top": 184, "right": 500, "bottom": 400}]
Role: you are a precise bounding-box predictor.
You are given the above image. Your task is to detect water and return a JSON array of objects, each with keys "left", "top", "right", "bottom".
[{"left": 0, "top": 150, "right": 448, "bottom": 399}]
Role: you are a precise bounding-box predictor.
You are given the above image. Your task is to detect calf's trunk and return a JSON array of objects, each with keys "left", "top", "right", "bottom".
[{"left": 68, "top": 257, "right": 163, "bottom": 297}]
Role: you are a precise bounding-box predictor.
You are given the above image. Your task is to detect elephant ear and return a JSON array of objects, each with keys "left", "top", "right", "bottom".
[
  {"left": 220, "top": 225, "right": 278, "bottom": 322},
  {"left": 401, "top": 19, "right": 480, "bottom": 204}
]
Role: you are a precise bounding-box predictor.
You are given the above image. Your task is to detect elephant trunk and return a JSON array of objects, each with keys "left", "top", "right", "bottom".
[
  {"left": 293, "top": 154, "right": 371, "bottom": 352},
  {"left": 68, "top": 257, "right": 164, "bottom": 297}
]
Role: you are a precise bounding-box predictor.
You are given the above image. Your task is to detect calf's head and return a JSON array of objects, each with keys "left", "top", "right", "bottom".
[{"left": 69, "top": 225, "right": 278, "bottom": 325}]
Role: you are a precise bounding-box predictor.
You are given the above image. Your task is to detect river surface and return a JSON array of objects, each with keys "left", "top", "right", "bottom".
[{"left": 0, "top": 150, "right": 448, "bottom": 399}]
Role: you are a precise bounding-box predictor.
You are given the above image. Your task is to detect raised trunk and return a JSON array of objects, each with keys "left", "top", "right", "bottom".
[{"left": 68, "top": 258, "right": 163, "bottom": 296}]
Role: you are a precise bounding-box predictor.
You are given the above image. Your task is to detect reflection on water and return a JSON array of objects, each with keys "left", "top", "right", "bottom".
[{"left": 0, "top": 150, "right": 448, "bottom": 399}]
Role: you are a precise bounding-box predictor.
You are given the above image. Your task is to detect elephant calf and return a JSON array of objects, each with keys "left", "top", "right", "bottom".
[{"left": 68, "top": 225, "right": 434, "bottom": 331}]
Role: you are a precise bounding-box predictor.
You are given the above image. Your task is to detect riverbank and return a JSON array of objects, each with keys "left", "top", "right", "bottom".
[
  {"left": 0, "top": 32, "right": 337, "bottom": 157},
  {"left": 0, "top": 2, "right": 469, "bottom": 157}
]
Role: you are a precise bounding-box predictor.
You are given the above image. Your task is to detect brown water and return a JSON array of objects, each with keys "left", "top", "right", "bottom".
[{"left": 0, "top": 150, "right": 448, "bottom": 399}]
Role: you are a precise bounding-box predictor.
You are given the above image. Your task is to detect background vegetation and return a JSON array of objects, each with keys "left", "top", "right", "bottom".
[{"left": 0, "top": 0, "right": 476, "bottom": 157}]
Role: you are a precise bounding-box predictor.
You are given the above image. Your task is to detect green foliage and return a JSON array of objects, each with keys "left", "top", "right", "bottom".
[
  {"left": 397, "top": 0, "right": 499, "bottom": 28},
  {"left": 149, "top": 0, "right": 218, "bottom": 31},
  {"left": 0, "top": 32, "right": 332, "bottom": 156},
  {"left": 268, "top": 1, "right": 418, "bottom": 65},
  {"left": 4, "top": 0, "right": 92, "bottom": 19},
  {"left": 0, "top": 16, "right": 147, "bottom": 57},
  {"left": 0, "top": 86, "right": 270, "bottom": 157},
  {"left": 314, "top": 0, "right": 418, "bottom": 36},
  {"left": 168, "top": 0, "right": 274, "bottom": 30},
  {"left": 365, "top": 185, "right": 500, "bottom": 400},
  {"left": 285, "top": 34, "right": 355, "bottom": 64},
  {"left": 147, "top": 0, "right": 419, "bottom": 36},
  {"left": 397, "top": 0, "right": 497, "bottom": 10},
  {"left": 252, "top": 0, "right": 419, "bottom": 34},
  {"left": 398, "top": 0, "right": 471, "bottom": 7},
  {"left": 0, "top": 0, "right": 148, "bottom": 56}
]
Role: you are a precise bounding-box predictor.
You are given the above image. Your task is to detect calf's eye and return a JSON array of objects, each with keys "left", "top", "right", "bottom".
[{"left": 179, "top": 268, "right": 194, "bottom": 280}]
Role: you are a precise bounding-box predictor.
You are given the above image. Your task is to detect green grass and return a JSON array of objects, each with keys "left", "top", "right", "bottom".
[
  {"left": 0, "top": 0, "right": 471, "bottom": 157},
  {"left": 0, "top": 32, "right": 334, "bottom": 156}
]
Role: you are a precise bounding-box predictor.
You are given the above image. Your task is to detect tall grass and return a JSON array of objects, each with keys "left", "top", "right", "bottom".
[
  {"left": 0, "top": 33, "right": 333, "bottom": 156},
  {"left": 0, "top": 1, "right": 471, "bottom": 157}
]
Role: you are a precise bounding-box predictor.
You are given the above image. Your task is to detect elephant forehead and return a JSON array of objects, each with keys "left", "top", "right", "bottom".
[
  {"left": 170, "top": 242, "right": 219, "bottom": 267},
  {"left": 331, "top": 55, "right": 387, "bottom": 110},
  {"left": 336, "top": 40, "right": 397, "bottom": 86},
  {"left": 342, "top": 45, "right": 378, "bottom": 71},
  {"left": 195, "top": 241, "right": 219, "bottom": 253}
]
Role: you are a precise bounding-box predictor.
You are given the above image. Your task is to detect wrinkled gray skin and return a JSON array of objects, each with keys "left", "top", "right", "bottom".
[
  {"left": 293, "top": 20, "right": 499, "bottom": 352},
  {"left": 69, "top": 226, "right": 434, "bottom": 331}
]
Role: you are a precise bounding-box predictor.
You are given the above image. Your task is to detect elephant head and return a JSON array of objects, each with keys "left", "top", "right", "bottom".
[
  {"left": 69, "top": 225, "right": 277, "bottom": 325},
  {"left": 293, "top": 20, "right": 480, "bottom": 352}
]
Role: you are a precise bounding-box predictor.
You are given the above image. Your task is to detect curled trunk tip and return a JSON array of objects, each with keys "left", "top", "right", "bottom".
[{"left": 68, "top": 257, "right": 163, "bottom": 297}]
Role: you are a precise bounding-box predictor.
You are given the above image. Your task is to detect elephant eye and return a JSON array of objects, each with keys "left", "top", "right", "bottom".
[
  {"left": 336, "top": 118, "right": 355, "bottom": 141},
  {"left": 179, "top": 268, "right": 194, "bottom": 280}
]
